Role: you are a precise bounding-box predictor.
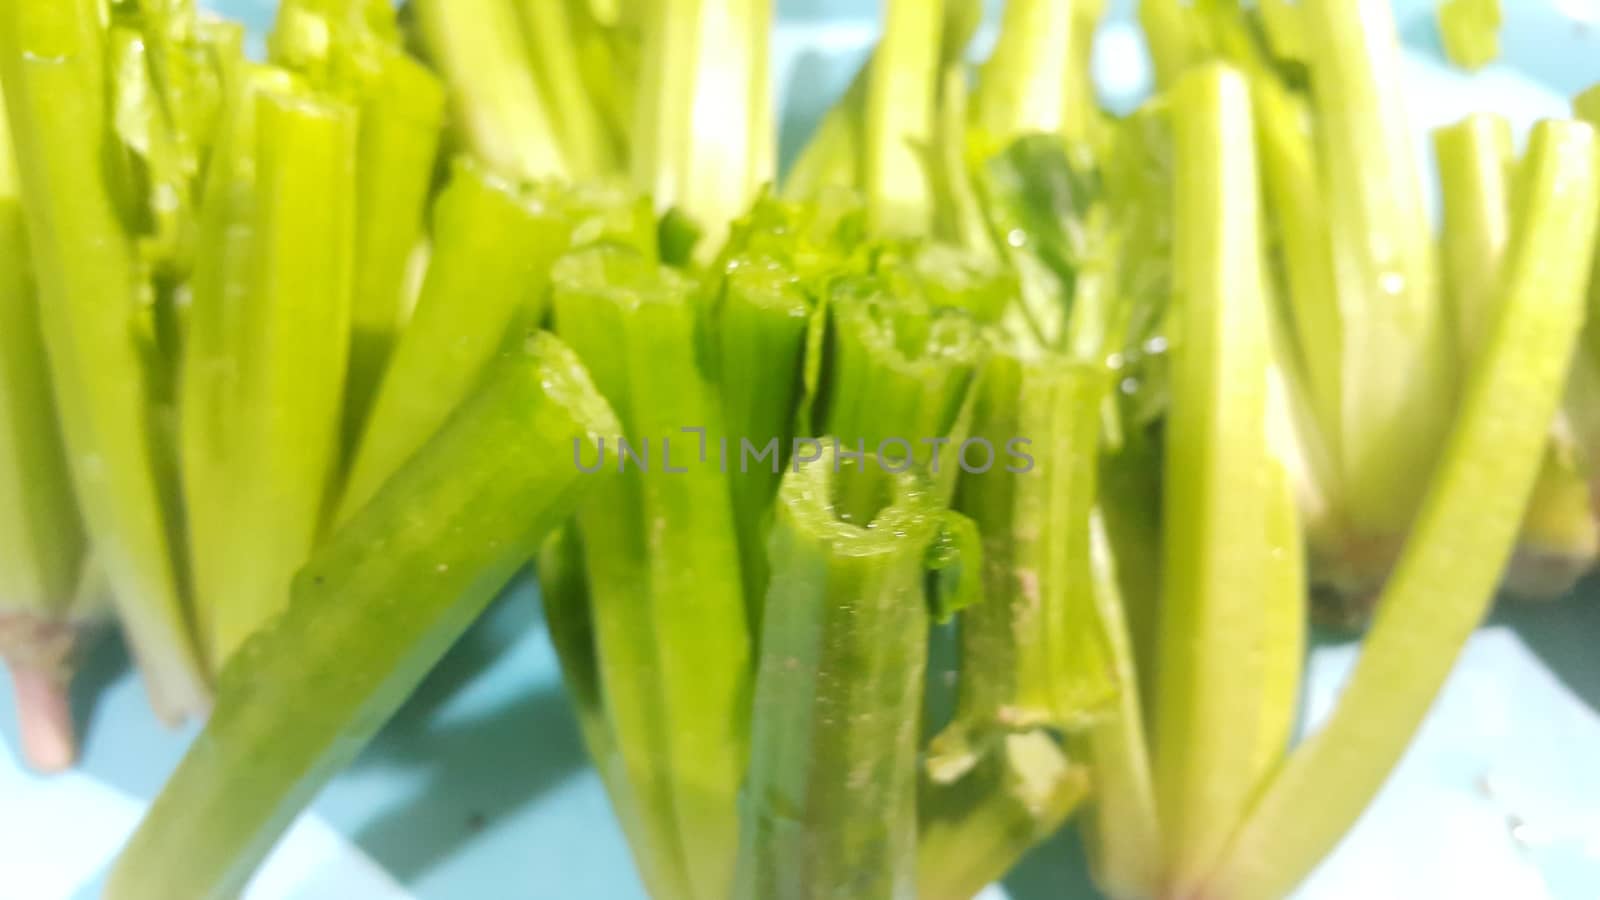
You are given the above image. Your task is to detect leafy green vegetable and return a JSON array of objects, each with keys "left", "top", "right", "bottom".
[{"left": 106, "top": 333, "right": 617, "bottom": 900}]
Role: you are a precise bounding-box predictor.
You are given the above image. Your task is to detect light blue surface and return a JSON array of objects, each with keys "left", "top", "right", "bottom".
[{"left": 2, "top": 3, "right": 1600, "bottom": 899}]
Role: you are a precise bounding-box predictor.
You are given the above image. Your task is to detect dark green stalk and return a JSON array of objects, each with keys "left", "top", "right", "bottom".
[
  {"left": 734, "top": 445, "right": 945, "bottom": 900},
  {"left": 107, "top": 333, "right": 617, "bottom": 900}
]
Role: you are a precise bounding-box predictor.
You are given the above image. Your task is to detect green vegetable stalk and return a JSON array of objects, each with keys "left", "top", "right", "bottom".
[
  {"left": 865, "top": 0, "right": 943, "bottom": 237},
  {"left": 337, "top": 160, "right": 592, "bottom": 521},
  {"left": 1205, "top": 115, "right": 1600, "bottom": 900},
  {"left": 631, "top": 0, "right": 774, "bottom": 254},
  {"left": 537, "top": 525, "right": 676, "bottom": 896},
  {"left": 929, "top": 349, "right": 1116, "bottom": 778},
  {"left": 1151, "top": 62, "right": 1302, "bottom": 898},
  {"left": 0, "top": 96, "right": 91, "bottom": 772},
  {"left": 553, "top": 244, "right": 752, "bottom": 900},
  {"left": 513, "top": 0, "right": 619, "bottom": 180},
  {"left": 412, "top": 0, "right": 569, "bottom": 180},
  {"left": 1306, "top": 0, "right": 1453, "bottom": 550},
  {"left": 918, "top": 732, "right": 1089, "bottom": 900},
  {"left": 1074, "top": 512, "right": 1161, "bottom": 900},
  {"left": 181, "top": 66, "right": 357, "bottom": 668},
  {"left": 0, "top": 0, "right": 209, "bottom": 720},
  {"left": 271, "top": 0, "right": 448, "bottom": 456},
  {"left": 817, "top": 275, "right": 987, "bottom": 498},
  {"left": 1435, "top": 114, "right": 1597, "bottom": 597},
  {"left": 734, "top": 444, "right": 945, "bottom": 900},
  {"left": 710, "top": 255, "right": 812, "bottom": 625},
  {"left": 783, "top": 0, "right": 980, "bottom": 225},
  {"left": 1438, "top": 0, "right": 1503, "bottom": 71},
  {"left": 106, "top": 333, "right": 617, "bottom": 900}
]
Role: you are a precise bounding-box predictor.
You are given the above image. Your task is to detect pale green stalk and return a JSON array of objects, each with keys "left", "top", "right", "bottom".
[
  {"left": 0, "top": 0, "right": 208, "bottom": 720},
  {"left": 1436, "top": 113, "right": 1596, "bottom": 596},
  {"left": 412, "top": 0, "right": 568, "bottom": 180},
  {"left": 917, "top": 732, "right": 1089, "bottom": 900},
  {"left": 1435, "top": 114, "right": 1514, "bottom": 364},
  {"left": 1253, "top": 76, "right": 1344, "bottom": 471},
  {"left": 972, "top": 0, "right": 1077, "bottom": 141},
  {"left": 337, "top": 160, "right": 575, "bottom": 522},
  {"left": 514, "top": 0, "right": 616, "bottom": 179},
  {"left": 1075, "top": 513, "right": 1160, "bottom": 900},
  {"left": 0, "top": 95, "right": 89, "bottom": 772},
  {"left": 1207, "top": 116, "right": 1600, "bottom": 900},
  {"left": 930, "top": 350, "right": 1115, "bottom": 778},
  {"left": 1304, "top": 0, "right": 1453, "bottom": 542},
  {"left": 1151, "top": 63, "right": 1280, "bottom": 896},
  {"left": 1137, "top": 0, "right": 1203, "bottom": 90},
  {"left": 183, "top": 69, "right": 357, "bottom": 667},
  {"left": 632, "top": 0, "right": 773, "bottom": 254},
  {"left": 865, "top": 0, "right": 942, "bottom": 236},
  {"left": 1438, "top": 0, "right": 1503, "bottom": 71},
  {"left": 338, "top": 48, "right": 446, "bottom": 460},
  {"left": 538, "top": 525, "right": 679, "bottom": 898}
]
